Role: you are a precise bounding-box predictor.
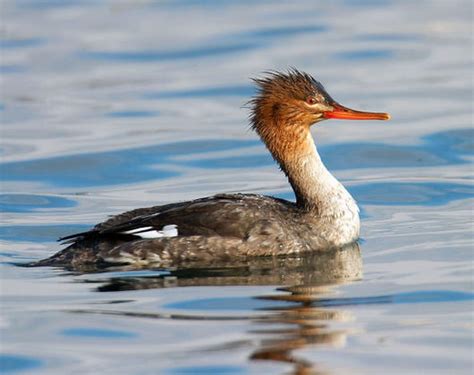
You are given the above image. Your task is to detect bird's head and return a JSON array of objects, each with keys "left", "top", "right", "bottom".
[{"left": 250, "top": 69, "right": 390, "bottom": 135}]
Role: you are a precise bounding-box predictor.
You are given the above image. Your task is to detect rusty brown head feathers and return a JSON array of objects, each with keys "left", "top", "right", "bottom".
[
  {"left": 249, "top": 69, "right": 390, "bottom": 166},
  {"left": 250, "top": 69, "right": 334, "bottom": 133},
  {"left": 249, "top": 69, "right": 335, "bottom": 165}
]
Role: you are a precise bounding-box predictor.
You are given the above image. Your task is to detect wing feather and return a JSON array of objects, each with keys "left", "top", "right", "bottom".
[{"left": 59, "top": 194, "right": 294, "bottom": 243}]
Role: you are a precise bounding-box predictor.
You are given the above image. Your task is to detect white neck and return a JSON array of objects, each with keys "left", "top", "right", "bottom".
[{"left": 282, "top": 132, "right": 357, "bottom": 217}]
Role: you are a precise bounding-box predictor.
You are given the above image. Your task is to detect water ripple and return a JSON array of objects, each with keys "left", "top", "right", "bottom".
[
  {"left": 237, "top": 24, "right": 327, "bottom": 39},
  {"left": 0, "top": 38, "right": 44, "bottom": 49},
  {"left": 165, "top": 290, "right": 473, "bottom": 313},
  {"left": 0, "top": 354, "right": 43, "bottom": 374},
  {"left": 82, "top": 43, "right": 259, "bottom": 62},
  {"left": 350, "top": 182, "right": 474, "bottom": 206},
  {"left": 311, "top": 290, "right": 474, "bottom": 307},
  {"left": 144, "top": 85, "right": 254, "bottom": 99},
  {"left": 61, "top": 327, "right": 137, "bottom": 339},
  {"left": 334, "top": 49, "right": 394, "bottom": 60},
  {"left": 277, "top": 181, "right": 474, "bottom": 207},
  {"left": 1, "top": 129, "right": 471, "bottom": 189},
  {"left": 105, "top": 110, "right": 160, "bottom": 118},
  {"left": 0, "top": 224, "right": 91, "bottom": 242},
  {"left": 0, "top": 139, "right": 256, "bottom": 188},
  {"left": 0, "top": 194, "right": 77, "bottom": 213}
]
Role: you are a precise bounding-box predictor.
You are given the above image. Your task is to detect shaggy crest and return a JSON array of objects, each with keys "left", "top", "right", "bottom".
[
  {"left": 253, "top": 68, "right": 329, "bottom": 102},
  {"left": 249, "top": 69, "right": 335, "bottom": 135}
]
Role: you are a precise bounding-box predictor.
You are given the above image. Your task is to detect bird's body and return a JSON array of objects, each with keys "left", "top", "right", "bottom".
[{"left": 32, "top": 69, "right": 389, "bottom": 269}]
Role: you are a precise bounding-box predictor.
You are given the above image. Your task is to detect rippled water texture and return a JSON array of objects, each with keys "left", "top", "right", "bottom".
[{"left": 1, "top": 1, "right": 473, "bottom": 374}]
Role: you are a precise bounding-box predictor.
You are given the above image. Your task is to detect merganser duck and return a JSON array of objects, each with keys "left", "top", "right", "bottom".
[{"left": 32, "top": 69, "right": 389, "bottom": 269}]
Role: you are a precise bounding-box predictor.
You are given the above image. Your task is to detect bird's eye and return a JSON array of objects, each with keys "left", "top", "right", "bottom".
[{"left": 306, "top": 96, "right": 317, "bottom": 105}]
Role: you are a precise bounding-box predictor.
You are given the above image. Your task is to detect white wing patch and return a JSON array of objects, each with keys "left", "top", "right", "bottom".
[{"left": 122, "top": 224, "right": 178, "bottom": 239}]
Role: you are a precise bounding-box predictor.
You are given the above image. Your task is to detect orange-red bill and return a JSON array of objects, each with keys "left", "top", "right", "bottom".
[{"left": 323, "top": 104, "right": 390, "bottom": 121}]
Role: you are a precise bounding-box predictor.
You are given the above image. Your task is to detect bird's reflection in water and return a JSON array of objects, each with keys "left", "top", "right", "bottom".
[
  {"left": 250, "top": 287, "right": 355, "bottom": 375},
  {"left": 79, "top": 242, "right": 362, "bottom": 375}
]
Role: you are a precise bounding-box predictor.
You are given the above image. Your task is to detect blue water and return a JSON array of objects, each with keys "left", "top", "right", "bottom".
[
  {"left": 61, "top": 328, "right": 138, "bottom": 339},
  {"left": 1, "top": 1, "right": 472, "bottom": 374},
  {"left": 0, "top": 355, "right": 43, "bottom": 374}
]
